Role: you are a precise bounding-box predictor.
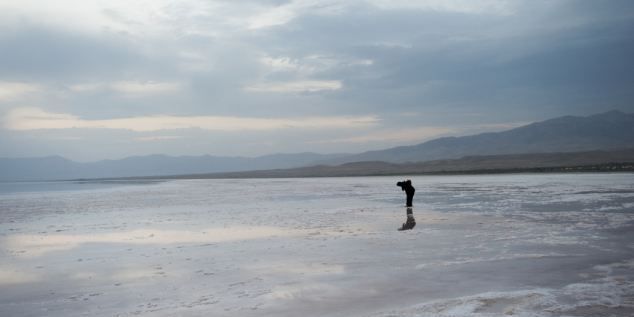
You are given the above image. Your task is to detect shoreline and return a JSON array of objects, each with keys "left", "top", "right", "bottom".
[
  {"left": 75, "top": 162, "right": 634, "bottom": 181},
  {"left": 1, "top": 162, "right": 632, "bottom": 184}
]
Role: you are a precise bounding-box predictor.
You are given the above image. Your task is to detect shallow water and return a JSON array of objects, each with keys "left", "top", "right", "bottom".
[
  {"left": 0, "top": 179, "right": 162, "bottom": 195},
  {"left": 1, "top": 174, "right": 633, "bottom": 316}
]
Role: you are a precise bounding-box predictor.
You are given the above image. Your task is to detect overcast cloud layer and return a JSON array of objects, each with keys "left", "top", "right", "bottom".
[{"left": 1, "top": 0, "right": 633, "bottom": 161}]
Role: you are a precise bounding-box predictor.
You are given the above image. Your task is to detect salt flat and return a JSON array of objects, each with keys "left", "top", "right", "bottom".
[{"left": 1, "top": 174, "right": 633, "bottom": 316}]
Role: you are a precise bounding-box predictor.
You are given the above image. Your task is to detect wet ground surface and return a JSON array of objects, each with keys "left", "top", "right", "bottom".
[{"left": 1, "top": 174, "right": 633, "bottom": 316}]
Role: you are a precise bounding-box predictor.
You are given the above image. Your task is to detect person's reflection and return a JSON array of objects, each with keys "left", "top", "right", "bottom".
[{"left": 398, "top": 207, "right": 416, "bottom": 231}]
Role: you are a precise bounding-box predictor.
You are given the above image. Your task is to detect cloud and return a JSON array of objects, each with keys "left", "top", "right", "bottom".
[
  {"left": 245, "top": 0, "right": 514, "bottom": 31},
  {"left": 3, "top": 107, "right": 378, "bottom": 132},
  {"left": 467, "top": 121, "right": 532, "bottom": 131},
  {"left": 134, "top": 135, "right": 183, "bottom": 142},
  {"left": 248, "top": 4, "right": 297, "bottom": 29},
  {"left": 0, "top": 82, "right": 41, "bottom": 101},
  {"left": 260, "top": 55, "right": 373, "bottom": 77},
  {"left": 68, "top": 81, "right": 183, "bottom": 95},
  {"left": 1, "top": 0, "right": 634, "bottom": 160},
  {"left": 0, "top": 0, "right": 193, "bottom": 36},
  {"left": 368, "top": 0, "right": 516, "bottom": 15},
  {"left": 260, "top": 56, "right": 305, "bottom": 73},
  {"left": 246, "top": 0, "right": 348, "bottom": 30},
  {"left": 245, "top": 80, "right": 342, "bottom": 93},
  {"left": 312, "top": 126, "right": 454, "bottom": 144},
  {"left": 110, "top": 81, "right": 182, "bottom": 95}
]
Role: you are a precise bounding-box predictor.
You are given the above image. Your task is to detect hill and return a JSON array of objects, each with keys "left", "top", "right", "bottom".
[
  {"left": 153, "top": 148, "right": 634, "bottom": 179},
  {"left": 0, "top": 152, "right": 347, "bottom": 181},
  {"left": 324, "top": 110, "right": 634, "bottom": 164},
  {"left": 2, "top": 110, "right": 633, "bottom": 181}
]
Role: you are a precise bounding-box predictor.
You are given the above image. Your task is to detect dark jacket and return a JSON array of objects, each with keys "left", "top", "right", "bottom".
[{"left": 397, "top": 180, "right": 415, "bottom": 207}]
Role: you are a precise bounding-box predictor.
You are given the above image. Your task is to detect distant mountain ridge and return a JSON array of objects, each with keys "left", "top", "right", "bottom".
[
  {"left": 323, "top": 110, "right": 634, "bottom": 164},
  {"left": 1, "top": 110, "right": 633, "bottom": 181},
  {"left": 0, "top": 152, "right": 347, "bottom": 181},
  {"left": 156, "top": 148, "right": 634, "bottom": 179}
]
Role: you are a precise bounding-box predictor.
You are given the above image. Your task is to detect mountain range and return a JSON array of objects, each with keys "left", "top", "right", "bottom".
[
  {"left": 325, "top": 110, "right": 634, "bottom": 164},
  {"left": 1, "top": 110, "right": 633, "bottom": 181},
  {"left": 0, "top": 152, "right": 346, "bottom": 182},
  {"left": 157, "top": 149, "right": 634, "bottom": 179}
]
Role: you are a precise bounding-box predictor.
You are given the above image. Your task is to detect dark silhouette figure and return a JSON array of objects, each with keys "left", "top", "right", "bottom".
[
  {"left": 398, "top": 207, "right": 416, "bottom": 231},
  {"left": 396, "top": 179, "right": 415, "bottom": 207}
]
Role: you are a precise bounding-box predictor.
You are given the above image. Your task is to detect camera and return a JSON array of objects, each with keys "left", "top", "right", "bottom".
[{"left": 396, "top": 180, "right": 410, "bottom": 189}]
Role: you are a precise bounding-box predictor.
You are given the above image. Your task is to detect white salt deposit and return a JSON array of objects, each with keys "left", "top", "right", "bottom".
[{"left": 0, "top": 174, "right": 633, "bottom": 316}]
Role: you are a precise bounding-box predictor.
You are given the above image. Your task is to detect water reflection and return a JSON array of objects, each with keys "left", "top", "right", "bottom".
[
  {"left": 4, "top": 226, "right": 301, "bottom": 257},
  {"left": 0, "top": 179, "right": 164, "bottom": 195},
  {"left": 0, "top": 266, "right": 40, "bottom": 285},
  {"left": 398, "top": 207, "right": 416, "bottom": 231}
]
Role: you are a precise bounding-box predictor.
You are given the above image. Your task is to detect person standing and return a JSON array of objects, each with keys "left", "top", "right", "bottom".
[
  {"left": 397, "top": 179, "right": 416, "bottom": 230},
  {"left": 397, "top": 179, "right": 415, "bottom": 207}
]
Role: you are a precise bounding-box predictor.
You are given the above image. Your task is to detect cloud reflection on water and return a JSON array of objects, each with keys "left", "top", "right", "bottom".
[
  {"left": 0, "top": 266, "right": 41, "bottom": 285},
  {"left": 4, "top": 226, "right": 302, "bottom": 257}
]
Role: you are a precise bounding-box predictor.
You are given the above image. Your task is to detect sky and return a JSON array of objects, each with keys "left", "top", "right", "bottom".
[{"left": 1, "top": 0, "right": 633, "bottom": 161}]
